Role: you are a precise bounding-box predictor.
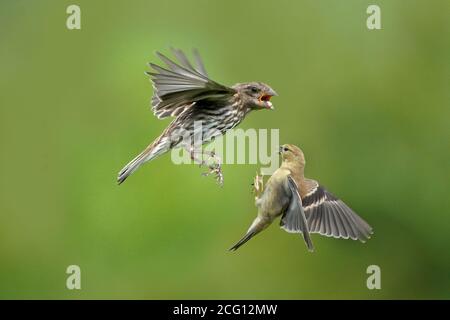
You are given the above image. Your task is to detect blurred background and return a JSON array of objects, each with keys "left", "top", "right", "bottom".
[{"left": 0, "top": 0, "right": 449, "bottom": 299}]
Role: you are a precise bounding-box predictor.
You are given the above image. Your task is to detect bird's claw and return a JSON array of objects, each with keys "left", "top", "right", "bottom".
[
  {"left": 202, "top": 163, "right": 224, "bottom": 186},
  {"left": 201, "top": 151, "right": 224, "bottom": 186},
  {"left": 252, "top": 172, "right": 264, "bottom": 199}
]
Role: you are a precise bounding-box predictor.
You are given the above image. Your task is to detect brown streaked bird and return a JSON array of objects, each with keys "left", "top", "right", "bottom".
[
  {"left": 229, "top": 144, "right": 373, "bottom": 251},
  {"left": 117, "top": 48, "right": 277, "bottom": 185}
]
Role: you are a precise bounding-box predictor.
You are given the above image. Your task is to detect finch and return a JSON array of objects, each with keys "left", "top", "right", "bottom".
[
  {"left": 230, "top": 144, "right": 373, "bottom": 251},
  {"left": 117, "top": 48, "right": 277, "bottom": 185}
]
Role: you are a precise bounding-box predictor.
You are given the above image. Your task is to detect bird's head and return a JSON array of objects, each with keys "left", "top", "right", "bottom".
[
  {"left": 233, "top": 82, "right": 278, "bottom": 110},
  {"left": 279, "top": 144, "right": 306, "bottom": 167}
]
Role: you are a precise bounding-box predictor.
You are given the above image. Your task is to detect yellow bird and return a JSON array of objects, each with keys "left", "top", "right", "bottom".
[{"left": 230, "top": 144, "right": 373, "bottom": 251}]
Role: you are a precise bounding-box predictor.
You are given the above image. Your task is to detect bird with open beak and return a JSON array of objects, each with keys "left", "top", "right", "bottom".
[
  {"left": 117, "top": 48, "right": 277, "bottom": 186},
  {"left": 229, "top": 144, "right": 373, "bottom": 251}
]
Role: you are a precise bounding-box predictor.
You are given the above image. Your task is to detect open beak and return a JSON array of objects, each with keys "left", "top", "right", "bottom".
[{"left": 259, "top": 89, "right": 277, "bottom": 110}]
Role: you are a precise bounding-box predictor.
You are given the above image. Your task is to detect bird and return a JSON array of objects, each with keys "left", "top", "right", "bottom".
[
  {"left": 117, "top": 48, "right": 277, "bottom": 185},
  {"left": 229, "top": 144, "right": 373, "bottom": 251}
]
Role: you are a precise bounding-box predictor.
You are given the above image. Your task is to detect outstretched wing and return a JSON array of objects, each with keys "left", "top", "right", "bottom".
[
  {"left": 147, "top": 48, "right": 236, "bottom": 119},
  {"left": 302, "top": 182, "right": 373, "bottom": 242},
  {"left": 280, "top": 176, "right": 314, "bottom": 252}
]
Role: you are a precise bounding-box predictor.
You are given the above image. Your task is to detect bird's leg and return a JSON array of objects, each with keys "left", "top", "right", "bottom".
[
  {"left": 252, "top": 172, "right": 264, "bottom": 200},
  {"left": 201, "top": 150, "right": 224, "bottom": 186},
  {"left": 189, "top": 147, "right": 207, "bottom": 167},
  {"left": 188, "top": 147, "right": 224, "bottom": 186}
]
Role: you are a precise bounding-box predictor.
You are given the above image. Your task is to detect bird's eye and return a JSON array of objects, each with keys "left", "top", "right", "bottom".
[
  {"left": 249, "top": 86, "right": 258, "bottom": 93},
  {"left": 283, "top": 147, "right": 289, "bottom": 152}
]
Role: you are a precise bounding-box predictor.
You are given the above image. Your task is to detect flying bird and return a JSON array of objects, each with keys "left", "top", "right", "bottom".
[
  {"left": 229, "top": 144, "right": 373, "bottom": 251},
  {"left": 117, "top": 48, "right": 277, "bottom": 185}
]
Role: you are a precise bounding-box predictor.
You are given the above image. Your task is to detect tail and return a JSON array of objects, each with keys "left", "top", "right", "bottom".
[
  {"left": 229, "top": 230, "right": 257, "bottom": 251},
  {"left": 117, "top": 135, "right": 171, "bottom": 184},
  {"left": 229, "top": 216, "right": 266, "bottom": 251}
]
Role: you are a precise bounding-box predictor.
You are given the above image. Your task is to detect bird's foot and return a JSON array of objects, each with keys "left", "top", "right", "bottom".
[
  {"left": 202, "top": 163, "right": 224, "bottom": 186},
  {"left": 201, "top": 151, "right": 224, "bottom": 186},
  {"left": 252, "top": 172, "right": 264, "bottom": 199},
  {"left": 189, "top": 148, "right": 224, "bottom": 186}
]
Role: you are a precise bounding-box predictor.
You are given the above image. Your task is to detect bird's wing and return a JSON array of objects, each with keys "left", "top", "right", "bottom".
[
  {"left": 302, "top": 182, "right": 373, "bottom": 242},
  {"left": 280, "top": 176, "right": 314, "bottom": 252},
  {"left": 147, "top": 48, "right": 236, "bottom": 119}
]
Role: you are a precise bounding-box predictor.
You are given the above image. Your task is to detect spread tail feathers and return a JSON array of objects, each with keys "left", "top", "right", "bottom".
[{"left": 117, "top": 136, "right": 170, "bottom": 184}]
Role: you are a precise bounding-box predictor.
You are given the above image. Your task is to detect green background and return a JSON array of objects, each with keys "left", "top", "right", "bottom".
[{"left": 1, "top": 0, "right": 449, "bottom": 299}]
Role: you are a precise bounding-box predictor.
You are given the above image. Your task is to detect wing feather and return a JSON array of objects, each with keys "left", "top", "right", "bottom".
[
  {"left": 280, "top": 176, "right": 314, "bottom": 252},
  {"left": 147, "top": 49, "right": 235, "bottom": 119},
  {"left": 193, "top": 48, "right": 209, "bottom": 77},
  {"left": 303, "top": 183, "right": 373, "bottom": 242}
]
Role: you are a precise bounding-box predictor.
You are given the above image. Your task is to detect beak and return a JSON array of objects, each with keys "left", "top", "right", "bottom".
[
  {"left": 268, "top": 88, "right": 278, "bottom": 97},
  {"left": 259, "top": 91, "right": 277, "bottom": 110},
  {"left": 267, "top": 88, "right": 278, "bottom": 110},
  {"left": 278, "top": 146, "right": 283, "bottom": 154}
]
